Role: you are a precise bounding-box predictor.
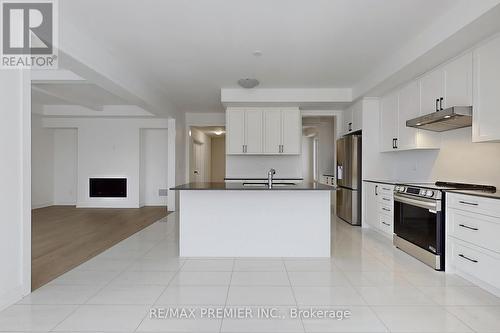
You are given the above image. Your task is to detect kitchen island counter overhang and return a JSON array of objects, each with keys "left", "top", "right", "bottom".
[{"left": 171, "top": 182, "right": 333, "bottom": 257}]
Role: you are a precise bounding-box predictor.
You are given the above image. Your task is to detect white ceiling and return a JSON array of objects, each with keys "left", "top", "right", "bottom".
[
  {"left": 32, "top": 83, "right": 129, "bottom": 107},
  {"left": 61, "top": 0, "right": 460, "bottom": 113}
]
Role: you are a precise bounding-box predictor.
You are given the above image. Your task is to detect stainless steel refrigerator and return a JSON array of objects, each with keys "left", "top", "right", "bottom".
[{"left": 336, "top": 134, "right": 361, "bottom": 225}]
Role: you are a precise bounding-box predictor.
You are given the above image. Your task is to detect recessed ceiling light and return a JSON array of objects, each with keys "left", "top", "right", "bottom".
[
  {"left": 214, "top": 129, "right": 224, "bottom": 136},
  {"left": 238, "top": 78, "right": 259, "bottom": 89}
]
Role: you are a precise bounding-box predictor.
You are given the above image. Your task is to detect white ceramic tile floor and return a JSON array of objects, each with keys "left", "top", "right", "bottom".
[{"left": 1, "top": 213, "right": 500, "bottom": 332}]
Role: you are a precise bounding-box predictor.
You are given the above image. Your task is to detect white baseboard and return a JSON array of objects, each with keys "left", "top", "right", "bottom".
[
  {"left": 0, "top": 285, "right": 26, "bottom": 312},
  {"left": 31, "top": 202, "right": 53, "bottom": 209}
]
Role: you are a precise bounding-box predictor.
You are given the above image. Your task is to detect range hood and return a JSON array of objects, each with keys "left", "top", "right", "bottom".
[{"left": 406, "top": 106, "right": 472, "bottom": 132}]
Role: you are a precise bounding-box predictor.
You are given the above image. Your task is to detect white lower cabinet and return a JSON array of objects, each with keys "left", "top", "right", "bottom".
[
  {"left": 446, "top": 193, "right": 500, "bottom": 296},
  {"left": 363, "top": 181, "right": 394, "bottom": 237}
]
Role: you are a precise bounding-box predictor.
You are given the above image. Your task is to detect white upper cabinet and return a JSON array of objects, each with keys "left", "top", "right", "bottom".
[
  {"left": 421, "top": 52, "right": 472, "bottom": 112},
  {"left": 421, "top": 67, "right": 445, "bottom": 114},
  {"left": 263, "top": 109, "right": 281, "bottom": 154},
  {"left": 379, "top": 91, "right": 398, "bottom": 152},
  {"left": 342, "top": 101, "right": 362, "bottom": 135},
  {"left": 473, "top": 35, "right": 500, "bottom": 142},
  {"left": 378, "top": 51, "right": 476, "bottom": 152},
  {"left": 226, "top": 109, "right": 246, "bottom": 154},
  {"left": 397, "top": 80, "right": 420, "bottom": 150},
  {"left": 226, "top": 107, "right": 301, "bottom": 155},
  {"left": 444, "top": 52, "right": 473, "bottom": 108},
  {"left": 244, "top": 109, "right": 263, "bottom": 154},
  {"left": 379, "top": 78, "right": 440, "bottom": 152},
  {"left": 281, "top": 109, "right": 301, "bottom": 154}
]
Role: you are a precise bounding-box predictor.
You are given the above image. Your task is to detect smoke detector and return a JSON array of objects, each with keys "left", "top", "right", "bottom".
[{"left": 238, "top": 78, "right": 259, "bottom": 89}]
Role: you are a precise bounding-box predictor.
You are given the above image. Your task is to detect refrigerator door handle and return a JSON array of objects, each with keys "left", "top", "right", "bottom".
[{"left": 337, "top": 165, "right": 343, "bottom": 180}]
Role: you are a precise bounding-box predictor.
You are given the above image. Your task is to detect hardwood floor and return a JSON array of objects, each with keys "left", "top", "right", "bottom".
[{"left": 31, "top": 206, "right": 168, "bottom": 290}]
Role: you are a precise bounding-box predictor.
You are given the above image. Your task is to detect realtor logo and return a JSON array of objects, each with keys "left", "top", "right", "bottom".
[{"left": 1, "top": 0, "right": 58, "bottom": 69}]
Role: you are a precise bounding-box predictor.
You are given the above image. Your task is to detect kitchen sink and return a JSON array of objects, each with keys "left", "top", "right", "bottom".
[{"left": 242, "top": 182, "right": 297, "bottom": 187}]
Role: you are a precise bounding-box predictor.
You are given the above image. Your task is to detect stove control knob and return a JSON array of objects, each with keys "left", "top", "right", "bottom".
[
  {"left": 426, "top": 190, "right": 434, "bottom": 197},
  {"left": 399, "top": 186, "right": 406, "bottom": 192}
]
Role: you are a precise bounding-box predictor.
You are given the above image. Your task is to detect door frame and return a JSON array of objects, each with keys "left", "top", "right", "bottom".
[{"left": 184, "top": 114, "right": 225, "bottom": 183}]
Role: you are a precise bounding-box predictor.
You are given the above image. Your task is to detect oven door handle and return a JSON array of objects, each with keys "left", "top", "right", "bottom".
[{"left": 394, "top": 194, "right": 440, "bottom": 212}]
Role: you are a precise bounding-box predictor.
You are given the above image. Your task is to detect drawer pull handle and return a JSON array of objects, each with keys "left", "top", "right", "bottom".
[
  {"left": 459, "top": 224, "right": 478, "bottom": 231},
  {"left": 382, "top": 187, "right": 390, "bottom": 191},
  {"left": 381, "top": 221, "right": 391, "bottom": 226},
  {"left": 382, "top": 208, "right": 391, "bottom": 212},
  {"left": 458, "top": 254, "right": 478, "bottom": 263},
  {"left": 383, "top": 198, "right": 391, "bottom": 201},
  {"left": 458, "top": 200, "right": 478, "bottom": 206}
]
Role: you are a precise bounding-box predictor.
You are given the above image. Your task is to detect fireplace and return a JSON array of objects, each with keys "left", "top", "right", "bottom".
[{"left": 89, "top": 178, "right": 127, "bottom": 198}]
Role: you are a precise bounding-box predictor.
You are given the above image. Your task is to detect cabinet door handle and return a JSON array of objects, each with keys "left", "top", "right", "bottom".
[
  {"left": 381, "top": 221, "right": 391, "bottom": 226},
  {"left": 392, "top": 138, "right": 396, "bottom": 149},
  {"left": 394, "top": 138, "right": 398, "bottom": 149},
  {"left": 458, "top": 200, "right": 478, "bottom": 206},
  {"left": 382, "top": 208, "right": 391, "bottom": 212},
  {"left": 440, "top": 97, "right": 444, "bottom": 111},
  {"left": 242, "top": 145, "right": 245, "bottom": 153},
  {"left": 459, "top": 224, "right": 478, "bottom": 231},
  {"left": 459, "top": 254, "right": 478, "bottom": 263},
  {"left": 348, "top": 122, "right": 352, "bottom": 132},
  {"left": 375, "top": 185, "right": 378, "bottom": 196},
  {"left": 435, "top": 99, "right": 439, "bottom": 112},
  {"left": 382, "top": 198, "right": 391, "bottom": 202}
]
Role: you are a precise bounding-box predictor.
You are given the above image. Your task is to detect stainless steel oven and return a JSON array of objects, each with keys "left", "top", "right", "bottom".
[{"left": 393, "top": 185, "right": 445, "bottom": 270}]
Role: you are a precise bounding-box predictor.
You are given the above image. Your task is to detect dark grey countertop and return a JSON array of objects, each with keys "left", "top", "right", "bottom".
[
  {"left": 363, "top": 179, "right": 409, "bottom": 185},
  {"left": 445, "top": 189, "right": 500, "bottom": 200},
  {"left": 171, "top": 182, "right": 333, "bottom": 191},
  {"left": 224, "top": 177, "right": 304, "bottom": 181}
]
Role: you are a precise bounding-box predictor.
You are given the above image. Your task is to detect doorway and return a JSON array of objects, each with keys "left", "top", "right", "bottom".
[
  {"left": 301, "top": 116, "right": 336, "bottom": 184},
  {"left": 189, "top": 126, "right": 226, "bottom": 182}
]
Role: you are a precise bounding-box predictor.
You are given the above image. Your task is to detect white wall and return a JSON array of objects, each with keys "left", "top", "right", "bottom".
[
  {"left": 0, "top": 70, "right": 31, "bottom": 310},
  {"left": 44, "top": 117, "right": 169, "bottom": 208},
  {"left": 31, "top": 114, "right": 54, "bottom": 209},
  {"left": 393, "top": 128, "right": 500, "bottom": 187},
  {"left": 53, "top": 129, "right": 78, "bottom": 205},
  {"left": 226, "top": 155, "right": 302, "bottom": 178},
  {"left": 301, "top": 136, "right": 314, "bottom": 183},
  {"left": 76, "top": 119, "right": 140, "bottom": 207},
  {"left": 140, "top": 129, "right": 168, "bottom": 206}
]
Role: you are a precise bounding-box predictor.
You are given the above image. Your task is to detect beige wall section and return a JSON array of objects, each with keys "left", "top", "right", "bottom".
[{"left": 211, "top": 136, "right": 226, "bottom": 182}]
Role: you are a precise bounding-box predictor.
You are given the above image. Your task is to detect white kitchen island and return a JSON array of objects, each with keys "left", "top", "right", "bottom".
[{"left": 171, "top": 182, "right": 333, "bottom": 257}]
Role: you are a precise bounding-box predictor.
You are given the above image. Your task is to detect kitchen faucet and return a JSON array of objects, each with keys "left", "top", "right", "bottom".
[{"left": 267, "top": 168, "right": 276, "bottom": 188}]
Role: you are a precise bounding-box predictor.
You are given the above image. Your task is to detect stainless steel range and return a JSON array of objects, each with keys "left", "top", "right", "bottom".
[{"left": 393, "top": 182, "right": 495, "bottom": 271}]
